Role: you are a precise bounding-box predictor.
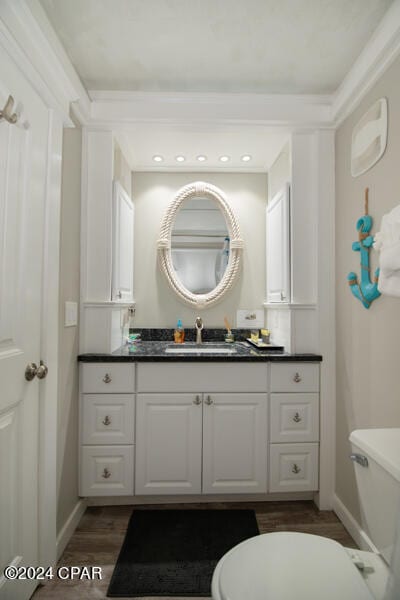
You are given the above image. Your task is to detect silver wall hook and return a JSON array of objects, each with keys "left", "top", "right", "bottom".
[{"left": 0, "top": 95, "right": 18, "bottom": 125}]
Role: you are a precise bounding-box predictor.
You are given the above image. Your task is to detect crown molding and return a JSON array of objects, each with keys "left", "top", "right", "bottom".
[
  {"left": 88, "top": 90, "right": 334, "bottom": 127},
  {"left": 0, "top": 0, "right": 90, "bottom": 125},
  {"left": 5, "top": 1, "right": 399, "bottom": 133},
  {"left": 331, "top": 0, "right": 400, "bottom": 126}
]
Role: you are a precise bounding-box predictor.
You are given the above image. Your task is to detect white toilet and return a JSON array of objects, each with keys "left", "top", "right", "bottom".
[{"left": 212, "top": 428, "right": 400, "bottom": 600}]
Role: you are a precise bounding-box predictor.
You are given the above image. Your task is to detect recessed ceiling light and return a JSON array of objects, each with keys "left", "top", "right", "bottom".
[
  {"left": 219, "top": 155, "right": 230, "bottom": 163},
  {"left": 175, "top": 155, "right": 186, "bottom": 162},
  {"left": 153, "top": 155, "right": 163, "bottom": 162},
  {"left": 241, "top": 154, "right": 252, "bottom": 162},
  {"left": 196, "top": 155, "right": 207, "bottom": 162}
]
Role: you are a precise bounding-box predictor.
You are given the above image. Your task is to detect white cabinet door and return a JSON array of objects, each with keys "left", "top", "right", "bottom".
[
  {"left": 202, "top": 393, "right": 268, "bottom": 494},
  {"left": 266, "top": 183, "right": 290, "bottom": 302},
  {"left": 135, "top": 394, "right": 202, "bottom": 494},
  {"left": 81, "top": 445, "right": 134, "bottom": 496},
  {"left": 81, "top": 362, "right": 135, "bottom": 394},
  {"left": 112, "top": 180, "right": 134, "bottom": 301},
  {"left": 270, "top": 363, "right": 319, "bottom": 393},
  {"left": 269, "top": 443, "right": 319, "bottom": 492},
  {"left": 270, "top": 393, "right": 319, "bottom": 443},
  {"left": 81, "top": 394, "right": 135, "bottom": 445}
]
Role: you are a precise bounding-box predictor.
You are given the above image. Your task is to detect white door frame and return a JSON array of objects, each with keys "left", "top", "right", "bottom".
[
  {"left": 0, "top": 3, "right": 73, "bottom": 569},
  {"left": 37, "top": 109, "right": 63, "bottom": 567}
]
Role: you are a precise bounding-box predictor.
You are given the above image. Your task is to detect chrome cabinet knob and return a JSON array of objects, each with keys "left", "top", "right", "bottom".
[
  {"left": 293, "top": 372, "right": 302, "bottom": 383},
  {"left": 205, "top": 395, "right": 213, "bottom": 405},
  {"left": 293, "top": 412, "right": 302, "bottom": 423},
  {"left": 102, "top": 373, "right": 112, "bottom": 383},
  {"left": 102, "top": 415, "right": 112, "bottom": 426},
  {"left": 25, "top": 362, "right": 38, "bottom": 381},
  {"left": 102, "top": 468, "right": 111, "bottom": 479},
  {"left": 36, "top": 360, "right": 48, "bottom": 380},
  {"left": 292, "top": 464, "right": 301, "bottom": 474},
  {"left": 193, "top": 395, "right": 201, "bottom": 405}
]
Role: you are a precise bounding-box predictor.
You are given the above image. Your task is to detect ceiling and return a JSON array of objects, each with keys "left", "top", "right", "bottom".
[
  {"left": 38, "top": 0, "right": 393, "bottom": 171},
  {"left": 117, "top": 124, "right": 289, "bottom": 171},
  {"left": 39, "top": 0, "right": 393, "bottom": 94}
]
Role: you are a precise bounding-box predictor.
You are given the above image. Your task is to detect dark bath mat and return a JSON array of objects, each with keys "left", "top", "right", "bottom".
[{"left": 107, "top": 509, "right": 259, "bottom": 597}]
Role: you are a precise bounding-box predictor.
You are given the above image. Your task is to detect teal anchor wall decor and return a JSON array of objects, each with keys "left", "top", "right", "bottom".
[{"left": 347, "top": 188, "right": 380, "bottom": 309}]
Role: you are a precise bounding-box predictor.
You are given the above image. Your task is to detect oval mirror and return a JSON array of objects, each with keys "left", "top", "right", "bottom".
[{"left": 158, "top": 182, "right": 243, "bottom": 308}]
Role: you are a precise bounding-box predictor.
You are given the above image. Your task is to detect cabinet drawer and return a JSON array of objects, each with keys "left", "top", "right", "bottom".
[
  {"left": 80, "top": 445, "right": 134, "bottom": 496},
  {"left": 81, "top": 394, "right": 135, "bottom": 445},
  {"left": 269, "top": 443, "right": 319, "bottom": 492},
  {"left": 137, "top": 363, "right": 267, "bottom": 392},
  {"left": 270, "top": 363, "right": 319, "bottom": 392},
  {"left": 270, "top": 393, "right": 319, "bottom": 443},
  {"left": 81, "top": 363, "right": 135, "bottom": 393}
]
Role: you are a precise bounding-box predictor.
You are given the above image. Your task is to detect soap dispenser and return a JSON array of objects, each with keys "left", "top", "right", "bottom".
[{"left": 174, "top": 319, "right": 185, "bottom": 343}]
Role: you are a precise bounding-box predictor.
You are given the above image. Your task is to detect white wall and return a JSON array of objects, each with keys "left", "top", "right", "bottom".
[
  {"left": 132, "top": 172, "right": 267, "bottom": 328},
  {"left": 57, "top": 126, "right": 81, "bottom": 533},
  {"left": 335, "top": 55, "right": 400, "bottom": 522}
]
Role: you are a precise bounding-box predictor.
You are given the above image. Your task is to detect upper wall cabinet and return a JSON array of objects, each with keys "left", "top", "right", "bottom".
[
  {"left": 266, "top": 183, "right": 291, "bottom": 303},
  {"left": 112, "top": 181, "right": 134, "bottom": 302},
  {"left": 81, "top": 131, "right": 135, "bottom": 353}
]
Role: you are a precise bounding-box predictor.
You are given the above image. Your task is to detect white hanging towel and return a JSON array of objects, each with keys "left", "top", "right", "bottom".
[{"left": 373, "top": 204, "right": 400, "bottom": 297}]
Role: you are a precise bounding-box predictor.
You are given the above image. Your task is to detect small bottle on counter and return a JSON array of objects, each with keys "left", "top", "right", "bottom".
[{"left": 174, "top": 319, "right": 185, "bottom": 343}]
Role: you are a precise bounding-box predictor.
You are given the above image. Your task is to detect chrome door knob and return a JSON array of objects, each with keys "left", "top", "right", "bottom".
[
  {"left": 36, "top": 360, "right": 48, "bottom": 380},
  {"left": 193, "top": 395, "right": 202, "bottom": 405},
  {"left": 25, "top": 362, "right": 38, "bottom": 381},
  {"left": 102, "top": 373, "right": 112, "bottom": 383},
  {"left": 205, "top": 395, "right": 213, "bottom": 405},
  {"left": 293, "top": 372, "right": 302, "bottom": 383}
]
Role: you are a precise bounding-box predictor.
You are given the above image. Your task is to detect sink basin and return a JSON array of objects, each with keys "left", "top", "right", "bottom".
[{"left": 165, "top": 343, "right": 237, "bottom": 355}]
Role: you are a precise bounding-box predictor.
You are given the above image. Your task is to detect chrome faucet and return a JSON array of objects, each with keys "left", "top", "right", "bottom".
[{"left": 195, "top": 316, "right": 204, "bottom": 344}]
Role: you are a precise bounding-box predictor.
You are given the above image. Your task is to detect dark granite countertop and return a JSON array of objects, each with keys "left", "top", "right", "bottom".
[{"left": 78, "top": 341, "right": 322, "bottom": 363}]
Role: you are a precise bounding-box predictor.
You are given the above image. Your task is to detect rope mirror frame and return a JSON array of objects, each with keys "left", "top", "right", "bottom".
[{"left": 157, "top": 181, "right": 244, "bottom": 309}]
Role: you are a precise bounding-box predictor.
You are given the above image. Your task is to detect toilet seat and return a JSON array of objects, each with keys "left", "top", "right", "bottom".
[{"left": 212, "top": 532, "right": 376, "bottom": 600}]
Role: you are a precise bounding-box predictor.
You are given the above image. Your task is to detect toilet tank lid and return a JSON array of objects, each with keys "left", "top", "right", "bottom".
[{"left": 350, "top": 428, "right": 400, "bottom": 483}]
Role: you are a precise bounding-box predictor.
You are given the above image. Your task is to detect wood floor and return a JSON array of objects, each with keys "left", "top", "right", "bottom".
[{"left": 32, "top": 501, "right": 357, "bottom": 599}]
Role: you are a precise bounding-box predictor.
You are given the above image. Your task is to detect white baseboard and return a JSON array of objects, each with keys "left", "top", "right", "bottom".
[
  {"left": 332, "top": 494, "right": 377, "bottom": 552},
  {"left": 56, "top": 498, "right": 87, "bottom": 560}
]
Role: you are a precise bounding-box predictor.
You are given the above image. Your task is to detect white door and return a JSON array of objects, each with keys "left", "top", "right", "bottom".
[
  {"left": 135, "top": 394, "right": 202, "bottom": 494},
  {"left": 0, "top": 51, "right": 49, "bottom": 599},
  {"left": 111, "top": 180, "right": 134, "bottom": 301},
  {"left": 202, "top": 393, "right": 268, "bottom": 494},
  {"left": 266, "top": 183, "right": 291, "bottom": 302}
]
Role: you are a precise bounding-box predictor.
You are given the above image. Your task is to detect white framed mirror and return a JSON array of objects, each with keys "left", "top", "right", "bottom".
[{"left": 157, "top": 181, "right": 243, "bottom": 308}]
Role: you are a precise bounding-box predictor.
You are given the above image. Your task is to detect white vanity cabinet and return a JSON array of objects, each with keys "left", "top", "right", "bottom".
[
  {"left": 79, "top": 363, "right": 135, "bottom": 496},
  {"left": 79, "top": 360, "right": 320, "bottom": 499},
  {"left": 135, "top": 363, "right": 268, "bottom": 495},
  {"left": 269, "top": 363, "right": 319, "bottom": 492}
]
